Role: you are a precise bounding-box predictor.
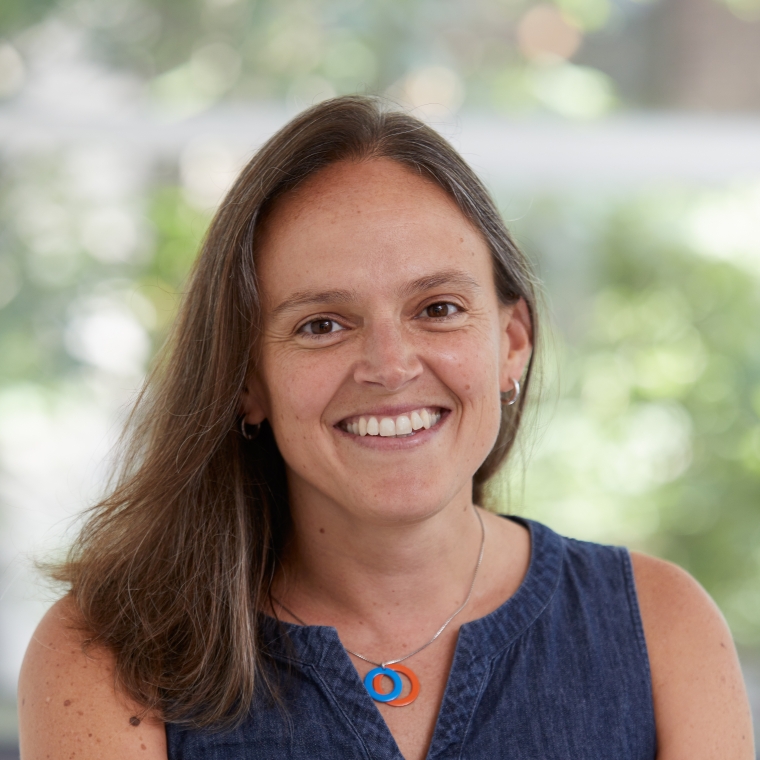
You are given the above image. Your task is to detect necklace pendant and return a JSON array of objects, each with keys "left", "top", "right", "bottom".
[{"left": 363, "top": 664, "right": 420, "bottom": 707}]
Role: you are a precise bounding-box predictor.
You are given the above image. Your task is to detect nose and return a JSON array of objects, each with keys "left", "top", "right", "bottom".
[{"left": 353, "top": 318, "right": 423, "bottom": 391}]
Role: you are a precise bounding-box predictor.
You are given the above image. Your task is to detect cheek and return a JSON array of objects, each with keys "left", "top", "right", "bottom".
[
  {"left": 433, "top": 330, "right": 503, "bottom": 452},
  {"left": 263, "top": 350, "right": 341, "bottom": 438},
  {"left": 433, "top": 330, "right": 501, "bottom": 405}
]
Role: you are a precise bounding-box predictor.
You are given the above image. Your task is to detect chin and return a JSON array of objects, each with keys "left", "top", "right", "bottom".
[{"left": 345, "top": 482, "right": 463, "bottom": 526}]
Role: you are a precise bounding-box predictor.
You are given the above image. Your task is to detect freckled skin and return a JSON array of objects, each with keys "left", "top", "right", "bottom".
[
  {"left": 17, "top": 597, "right": 167, "bottom": 758},
  {"left": 242, "top": 159, "right": 537, "bottom": 760},
  {"left": 239, "top": 158, "right": 754, "bottom": 760},
  {"left": 17, "top": 158, "right": 754, "bottom": 760},
  {"left": 244, "top": 159, "right": 521, "bottom": 527}
]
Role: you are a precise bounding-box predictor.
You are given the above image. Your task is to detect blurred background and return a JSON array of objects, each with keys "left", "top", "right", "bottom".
[{"left": 1, "top": 0, "right": 760, "bottom": 753}]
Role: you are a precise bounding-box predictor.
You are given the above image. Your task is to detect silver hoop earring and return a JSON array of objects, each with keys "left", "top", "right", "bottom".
[
  {"left": 500, "top": 378, "right": 521, "bottom": 406},
  {"left": 240, "top": 418, "right": 261, "bottom": 441}
]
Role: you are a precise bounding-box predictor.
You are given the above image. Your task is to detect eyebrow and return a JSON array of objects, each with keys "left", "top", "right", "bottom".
[
  {"left": 399, "top": 269, "right": 483, "bottom": 298},
  {"left": 270, "top": 289, "right": 357, "bottom": 318},
  {"left": 269, "top": 269, "right": 482, "bottom": 318}
]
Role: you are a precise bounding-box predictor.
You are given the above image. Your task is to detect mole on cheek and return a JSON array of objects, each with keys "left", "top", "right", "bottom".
[
  {"left": 63, "top": 699, "right": 71, "bottom": 707},
  {"left": 129, "top": 716, "right": 141, "bottom": 727}
]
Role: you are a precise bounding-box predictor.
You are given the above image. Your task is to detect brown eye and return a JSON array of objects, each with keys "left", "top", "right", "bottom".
[
  {"left": 425, "top": 302, "right": 457, "bottom": 318},
  {"left": 300, "top": 319, "right": 344, "bottom": 336}
]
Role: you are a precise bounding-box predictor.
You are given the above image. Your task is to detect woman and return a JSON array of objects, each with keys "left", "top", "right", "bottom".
[{"left": 19, "top": 96, "right": 754, "bottom": 759}]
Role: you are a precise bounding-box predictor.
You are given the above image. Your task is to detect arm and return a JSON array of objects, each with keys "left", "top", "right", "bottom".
[
  {"left": 18, "top": 596, "right": 167, "bottom": 760},
  {"left": 631, "top": 552, "right": 755, "bottom": 759}
]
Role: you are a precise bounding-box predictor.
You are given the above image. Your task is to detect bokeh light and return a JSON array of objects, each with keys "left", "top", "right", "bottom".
[{"left": 2, "top": 0, "right": 760, "bottom": 751}]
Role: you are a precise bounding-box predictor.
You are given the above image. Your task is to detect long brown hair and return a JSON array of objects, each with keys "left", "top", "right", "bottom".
[{"left": 53, "top": 95, "right": 540, "bottom": 728}]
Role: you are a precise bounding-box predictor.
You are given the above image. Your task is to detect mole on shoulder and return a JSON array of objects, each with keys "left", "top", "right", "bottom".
[{"left": 129, "top": 716, "right": 141, "bottom": 727}]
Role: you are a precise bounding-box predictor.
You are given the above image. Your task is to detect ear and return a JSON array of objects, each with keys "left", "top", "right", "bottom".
[
  {"left": 498, "top": 298, "right": 533, "bottom": 394},
  {"left": 239, "top": 373, "right": 268, "bottom": 426}
]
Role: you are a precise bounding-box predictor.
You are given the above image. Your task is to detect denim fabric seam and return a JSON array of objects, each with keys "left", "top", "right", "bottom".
[
  {"left": 454, "top": 657, "right": 497, "bottom": 760},
  {"left": 562, "top": 535, "right": 617, "bottom": 554},
  {"left": 269, "top": 644, "right": 344, "bottom": 671},
  {"left": 620, "top": 546, "right": 658, "bottom": 749},
  {"left": 478, "top": 539, "right": 565, "bottom": 661},
  {"left": 280, "top": 658, "right": 377, "bottom": 759},
  {"left": 166, "top": 522, "right": 660, "bottom": 759},
  {"left": 268, "top": 651, "right": 310, "bottom": 668},
  {"left": 620, "top": 548, "right": 653, "bottom": 684},
  {"left": 306, "top": 663, "right": 377, "bottom": 759}
]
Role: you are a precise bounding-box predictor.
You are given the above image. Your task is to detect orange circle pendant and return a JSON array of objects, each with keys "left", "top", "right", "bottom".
[{"left": 371, "top": 663, "right": 421, "bottom": 707}]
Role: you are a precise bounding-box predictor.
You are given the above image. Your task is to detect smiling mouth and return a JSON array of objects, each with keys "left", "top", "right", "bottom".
[{"left": 338, "top": 407, "right": 445, "bottom": 438}]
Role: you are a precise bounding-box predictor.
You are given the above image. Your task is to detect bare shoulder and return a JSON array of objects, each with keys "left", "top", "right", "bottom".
[
  {"left": 630, "top": 551, "right": 755, "bottom": 759},
  {"left": 18, "top": 595, "right": 167, "bottom": 759}
]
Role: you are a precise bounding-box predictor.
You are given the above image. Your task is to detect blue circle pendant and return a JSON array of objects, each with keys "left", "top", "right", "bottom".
[
  {"left": 364, "top": 667, "right": 403, "bottom": 702},
  {"left": 363, "top": 664, "right": 421, "bottom": 706}
]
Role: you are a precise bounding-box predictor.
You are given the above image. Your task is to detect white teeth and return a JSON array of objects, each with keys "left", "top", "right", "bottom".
[
  {"left": 343, "top": 408, "right": 443, "bottom": 438},
  {"left": 396, "top": 415, "right": 412, "bottom": 435}
]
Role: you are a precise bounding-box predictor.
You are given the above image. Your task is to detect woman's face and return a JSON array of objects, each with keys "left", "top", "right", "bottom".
[{"left": 243, "top": 158, "right": 531, "bottom": 525}]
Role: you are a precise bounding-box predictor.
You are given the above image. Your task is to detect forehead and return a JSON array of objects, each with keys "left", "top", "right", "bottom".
[{"left": 255, "top": 158, "right": 494, "bottom": 303}]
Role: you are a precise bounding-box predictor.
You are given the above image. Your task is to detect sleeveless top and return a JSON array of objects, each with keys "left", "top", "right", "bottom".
[{"left": 166, "top": 517, "right": 657, "bottom": 759}]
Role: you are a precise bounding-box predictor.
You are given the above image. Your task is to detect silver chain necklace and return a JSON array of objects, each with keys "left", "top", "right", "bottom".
[{"left": 272, "top": 507, "right": 486, "bottom": 707}]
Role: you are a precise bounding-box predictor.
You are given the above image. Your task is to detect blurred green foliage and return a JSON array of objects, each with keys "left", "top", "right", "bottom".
[
  {"left": 0, "top": 0, "right": 56, "bottom": 37},
  {"left": 0, "top": 152, "right": 208, "bottom": 385},
  {"left": 503, "top": 190, "right": 760, "bottom": 644},
  {"left": 0, "top": 0, "right": 675, "bottom": 116},
  {"left": 0, "top": 0, "right": 758, "bottom": 648},
  {"left": 140, "top": 186, "right": 211, "bottom": 334},
  {"left": 2, "top": 0, "right": 756, "bottom": 117}
]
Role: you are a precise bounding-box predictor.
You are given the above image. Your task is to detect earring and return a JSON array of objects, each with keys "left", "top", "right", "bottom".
[
  {"left": 500, "top": 378, "right": 521, "bottom": 406},
  {"left": 240, "top": 417, "right": 261, "bottom": 441}
]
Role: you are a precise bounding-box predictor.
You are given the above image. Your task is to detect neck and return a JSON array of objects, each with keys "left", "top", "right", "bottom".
[{"left": 274, "top": 481, "right": 485, "bottom": 637}]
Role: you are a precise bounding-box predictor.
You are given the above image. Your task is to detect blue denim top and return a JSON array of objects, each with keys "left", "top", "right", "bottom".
[{"left": 166, "top": 517, "right": 656, "bottom": 759}]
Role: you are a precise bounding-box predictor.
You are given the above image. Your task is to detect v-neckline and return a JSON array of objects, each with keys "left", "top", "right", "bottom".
[{"left": 263, "top": 517, "right": 563, "bottom": 759}]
